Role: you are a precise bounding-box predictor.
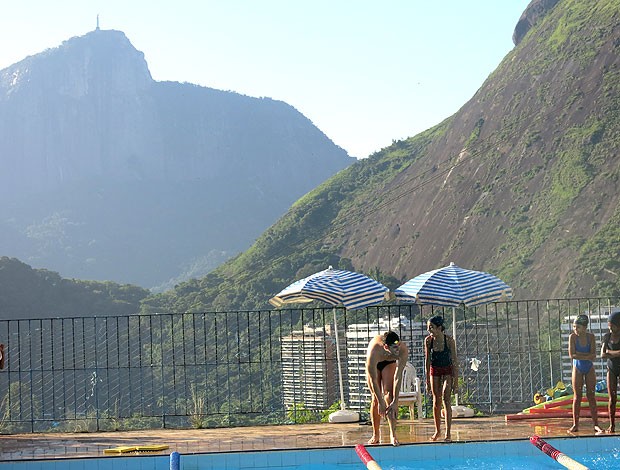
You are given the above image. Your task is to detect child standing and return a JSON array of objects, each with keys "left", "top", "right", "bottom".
[
  {"left": 568, "top": 314, "right": 602, "bottom": 433},
  {"left": 424, "top": 315, "right": 458, "bottom": 441},
  {"left": 601, "top": 310, "right": 620, "bottom": 433}
]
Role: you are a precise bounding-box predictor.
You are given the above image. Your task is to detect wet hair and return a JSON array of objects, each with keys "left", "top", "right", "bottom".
[
  {"left": 428, "top": 315, "right": 445, "bottom": 331},
  {"left": 608, "top": 311, "right": 620, "bottom": 327},
  {"left": 382, "top": 331, "right": 400, "bottom": 346},
  {"left": 574, "top": 314, "right": 589, "bottom": 327}
]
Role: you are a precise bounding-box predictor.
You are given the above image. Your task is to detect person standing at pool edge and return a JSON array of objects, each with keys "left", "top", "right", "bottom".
[
  {"left": 365, "top": 331, "right": 408, "bottom": 446},
  {"left": 568, "top": 314, "right": 602, "bottom": 433},
  {"left": 601, "top": 310, "right": 620, "bottom": 433},
  {"left": 425, "top": 315, "right": 458, "bottom": 441}
]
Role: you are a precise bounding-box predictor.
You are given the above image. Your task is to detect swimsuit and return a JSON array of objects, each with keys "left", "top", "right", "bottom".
[
  {"left": 377, "top": 360, "right": 396, "bottom": 371},
  {"left": 604, "top": 332, "right": 620, "bottom": 377},
  {"left": 573, "top": 335, "right": 593, "bottom": 374},
  {"left": 429, "top": 335, "right": 453, "bottom": 376}
]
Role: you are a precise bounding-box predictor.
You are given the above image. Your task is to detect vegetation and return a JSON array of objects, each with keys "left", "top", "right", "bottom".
[{"left": 0, "top": 257, "right": 149, "bottom": 319}]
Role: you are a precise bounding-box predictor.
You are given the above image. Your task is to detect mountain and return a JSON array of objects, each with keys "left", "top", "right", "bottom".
[
  {"left": 0, "top": 29, "right": 352, "bottom": 289},
  {"left": 0, "top": 256, "right": 149, "bottom": 319},
  {"left": 140, "top": 0, "right": 620, "bottom": 313}
]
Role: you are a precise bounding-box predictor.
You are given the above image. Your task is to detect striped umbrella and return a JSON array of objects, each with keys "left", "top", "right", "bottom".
[
  {"left": 269, "top": 266, "right": 388, "bottom": 310},
  {"left": 394, "top": 262, "right": 512, "bottom": 307},
  {"left": 270, "top": 266, "right": 388, "bottom": 422},
  {"left": 394, "top": 262, "right": 511, "bottom": 407}
]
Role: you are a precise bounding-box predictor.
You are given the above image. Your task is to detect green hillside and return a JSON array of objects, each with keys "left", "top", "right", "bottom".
[
  {"left": 0, "top": 257, "right": 148, "bottom": 319},
  {"left": 141, "top": 0, "right": 620, "bottom": 313}
]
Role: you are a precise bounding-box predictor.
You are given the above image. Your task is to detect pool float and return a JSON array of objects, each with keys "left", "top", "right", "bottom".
[
  {"left": 530, "top": 435, "right": 590, "bottom": 470},
  {"left": 103, "top": 444, "right": 169, "bottom": 454}
]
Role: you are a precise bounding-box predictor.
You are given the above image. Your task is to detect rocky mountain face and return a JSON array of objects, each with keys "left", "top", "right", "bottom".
[
  {"left": 0, "top": 30, "right": 352, "bottom": 289},
  {"left": 143, "top": 0, "right": 620, "bottom": 312}
]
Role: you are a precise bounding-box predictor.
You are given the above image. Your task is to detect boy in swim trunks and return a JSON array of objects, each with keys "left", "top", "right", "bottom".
[
  {"left": 365, "top": 331, "right": 409, "bottom": 446},
  {"left": 568, "top": 314, "right": 602, "bottom": 433},
  {"left": 601, "top": 310, "right": 620, "bottom": 433}
]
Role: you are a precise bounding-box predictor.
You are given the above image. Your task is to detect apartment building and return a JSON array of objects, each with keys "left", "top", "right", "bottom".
[
  {"left": 280, "top": 316, "right": 425, "bottom": 411},
  {"left": 280, "top": 324, "right": 341, "bottom": 410}
]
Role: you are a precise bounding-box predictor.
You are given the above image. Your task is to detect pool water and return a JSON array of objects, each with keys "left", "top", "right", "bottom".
[
  {"left": 2, "top": 436, "right": 619, "bottom": 469},
  {"left": 295, "top": 451, "right": 620, "bottom": 470}
]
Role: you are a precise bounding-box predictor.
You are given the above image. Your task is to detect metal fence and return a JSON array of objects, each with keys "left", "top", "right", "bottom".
[{"left": 0, "top": 297, "right": 616, "bottom": 434}]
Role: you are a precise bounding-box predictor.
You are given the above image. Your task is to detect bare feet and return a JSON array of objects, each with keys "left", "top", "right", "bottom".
[
  {"left": 444, "top": 434, "right": 452, "bottom": 442},
  {"left": 430, "top": 431, "right": 440, "bottom": 441},
  {"left": 367, "top": 436, "right": 379, "bottom": 445},
  {"left": 606, "top": 426, "right": 615, "bottom": 434},
  {"left": 391, "top": 436, "right": 400, "bottom": 446},
  {"left": 567, "top": 425, "right": 578, "bottom": 433}
]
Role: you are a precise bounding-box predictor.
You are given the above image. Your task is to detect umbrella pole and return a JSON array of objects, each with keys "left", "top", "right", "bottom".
[
  {"left": 333, "top": 307, "right": 347, "bottom": 410},
  {"left": 452, "top": 306, "right": 459, "bottom": 407}
]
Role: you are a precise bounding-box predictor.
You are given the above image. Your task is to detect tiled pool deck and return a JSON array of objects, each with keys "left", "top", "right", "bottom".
[{"left": 0, "top": 415, "right": 613, "bottom": 462}]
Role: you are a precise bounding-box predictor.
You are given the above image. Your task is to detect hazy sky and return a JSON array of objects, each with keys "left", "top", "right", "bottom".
[{"left": 1, "top": 1, "right": 531, "bottom": 158}]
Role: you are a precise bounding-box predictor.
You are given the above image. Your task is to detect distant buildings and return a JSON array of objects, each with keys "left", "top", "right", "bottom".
[
  {"left": 280, "top": 316, "right": 425, "bottom": 411},
  {"left": 280, "top": 324, "right": 341, "bottom": 410}
]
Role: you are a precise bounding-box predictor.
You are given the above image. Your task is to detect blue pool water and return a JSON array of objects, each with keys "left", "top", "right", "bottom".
[{"left": 2, "top": 436, "right": 619, "bottom": 469}]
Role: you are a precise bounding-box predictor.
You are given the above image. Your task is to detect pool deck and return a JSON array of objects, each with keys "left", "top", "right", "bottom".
[{"left": 0, "top": 415, "right": 612, "bottom": 461}]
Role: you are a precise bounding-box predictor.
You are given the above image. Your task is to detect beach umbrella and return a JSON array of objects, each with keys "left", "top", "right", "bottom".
[
  {"left": 394, "top": 262, "right": 512, "bottom": 406},
  {"left": 270, "top": 266, "right": 388, "bottom": 422},
  {"left": 394, "top": 262, "right": 512, "bottom": 309}
]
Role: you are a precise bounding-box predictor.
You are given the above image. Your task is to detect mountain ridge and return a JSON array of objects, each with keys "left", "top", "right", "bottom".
[
  {"left": 0, "top": 29, "right": 352, "bottom": 288},
  {"left": 139, "top": 0, "right": 620, "bottom": 312}
]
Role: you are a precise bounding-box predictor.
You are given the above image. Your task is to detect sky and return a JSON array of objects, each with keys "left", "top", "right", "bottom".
[{"left": 0, "top": 1, "right": 532, "bottom": 159}]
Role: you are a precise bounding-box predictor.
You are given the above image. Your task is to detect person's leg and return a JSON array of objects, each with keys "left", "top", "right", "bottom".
[
  {"left": 607, "top": 370, "right": 618, "bottom": 433},
  {"left": 381, "top": 363, "right": 399, "bottom": 446},
  {"left": 430, "top": 375, "right": 441, "bottom": 441},
  {"left": 569, "top": 367, "right": 583, "bottom": 432},
  {"left": 442, "top": 376, "right": 453, "bottom": 441},
  {"left": 367, "top": 378, "right": 381, "bottom": 444},
  {"left": 584, "top": 367, "right": 601, "bottom": 431}
]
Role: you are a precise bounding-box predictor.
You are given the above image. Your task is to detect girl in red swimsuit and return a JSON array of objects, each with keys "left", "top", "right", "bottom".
[{"left": 424, "top": 315, "right": 458, "bottom": 441}]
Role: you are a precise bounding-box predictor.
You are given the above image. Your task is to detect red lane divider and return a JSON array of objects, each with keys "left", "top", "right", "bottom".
[
  {"left": 355, "top": 444, "right": 383, "bottom": 470},
  {"left": 530, "top": 435, "right": 590, "bottom": 470}
]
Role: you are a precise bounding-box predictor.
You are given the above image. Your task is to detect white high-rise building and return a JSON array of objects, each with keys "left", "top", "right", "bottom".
[{"left": 280, "top": 324, "right": 341, "bottom": 410}]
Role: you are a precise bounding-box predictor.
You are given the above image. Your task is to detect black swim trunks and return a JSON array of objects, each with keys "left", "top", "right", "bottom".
[{"left": 377, "top": 360, "right": 396, "bottom": 371}]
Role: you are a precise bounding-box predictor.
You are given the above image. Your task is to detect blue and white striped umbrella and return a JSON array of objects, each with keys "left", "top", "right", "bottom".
[
  {"left": 394, "top": 262, "right": 512, "bottom": 307},
  {"left": 270, "top": 266, "right": 388, "bottom": 420},
  {"left": 269, "top": 266, "right": 388, "bottom": 310}
]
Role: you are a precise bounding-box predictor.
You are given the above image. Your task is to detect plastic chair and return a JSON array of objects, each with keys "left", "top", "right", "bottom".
[{"left": 399, "top": 361, "right": 423, "bottom": 420}]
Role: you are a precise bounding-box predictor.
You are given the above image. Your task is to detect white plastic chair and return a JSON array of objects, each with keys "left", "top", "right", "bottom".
[{"left": 399, "top": 361, "right": 423, "bottom": 420}]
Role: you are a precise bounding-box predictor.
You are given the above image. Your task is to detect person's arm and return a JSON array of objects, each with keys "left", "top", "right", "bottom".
[
  {"left": 568, "top": 333, "right": 576, "bottom": 360},
  {"left": 366, "top": 344, "right": 387, "bottom": 415},
  {"left": 449, "top": 335, "right": 459, "bottom": 394},
  {"left": 388, "top": 343, "right": 409, "bottom": 412},
  {"left": 601, "top": 333, "right": 620, "bottom": 359},
  {"left": 570, "top": 333, "right": 596, "bottom": 360},
  {"left": 601, "top": 333, "right": 610, "bottom": 359},
  {"left": 424, "top": 336, "right": 431, "bottom": 392}
]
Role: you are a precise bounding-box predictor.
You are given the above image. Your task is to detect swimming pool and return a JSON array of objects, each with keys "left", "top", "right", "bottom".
[{"left": 2, "top": 436, "right": 619, "bottom": 469}]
